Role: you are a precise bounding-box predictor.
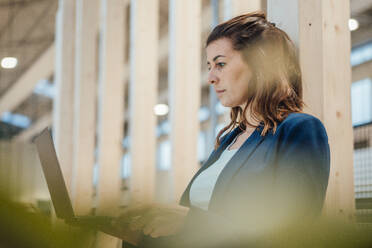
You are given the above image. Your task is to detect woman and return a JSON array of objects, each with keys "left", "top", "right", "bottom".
[{"left": 120, "top": 11, "right": 330, "bottom": 248}]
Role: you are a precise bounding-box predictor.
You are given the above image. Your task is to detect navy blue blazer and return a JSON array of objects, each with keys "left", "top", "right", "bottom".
[{"left": 135, "top": 112, "right": 330, "bottom": 248}]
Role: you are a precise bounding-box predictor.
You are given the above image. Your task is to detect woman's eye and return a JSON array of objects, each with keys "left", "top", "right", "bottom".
[
  {"left": 207, "top": 63, "right": 225, "bottom": 71},
  {"left": 216, "top": 62, "right": 226, "bottom": 68}
]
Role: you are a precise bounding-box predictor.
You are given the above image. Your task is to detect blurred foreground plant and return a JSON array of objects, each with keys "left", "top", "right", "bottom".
[
  {"left": 0, "top": 193, "right": 93, "bottom": 248},
  {"left": 224, "top": 216, "right": 372, "bottom": 248}
]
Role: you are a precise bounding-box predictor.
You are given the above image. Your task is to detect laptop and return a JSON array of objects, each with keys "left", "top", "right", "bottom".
[{"left": 34, "top": 127, "right": 140, "bottom": 244}]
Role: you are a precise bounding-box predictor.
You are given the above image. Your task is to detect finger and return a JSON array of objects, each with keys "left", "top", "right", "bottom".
[
  {"left": 129, "top": 207, "right": 162, "bottom": 231},
  {"left": 118, "top": 206, "right": 153, "bottom": 226},
  {"left": 121, "top": 203, "right": 176, "bottom": 220},
  {"left": 150, "top": 228, "right": 165, "bottom": 238},
  {"left": 128, "top": 211, "right": 153, "bottom": 230},
  {"left": 143, "top": 216, "right": 165, "bottom": 235},
  {"left": 143, "top": 223, "right": 155, "bottom": 235},
  {"left": 126, "top": 216, "right": 141, "bottom": 230},
  {"left": 150, "top": 225, "right": 176, "bottom": 238},
  {"left": 129, "top": 216, "right": 146, "bottom": 231},
  {"left": 119, "top": 205, "right": 152, "bottom": 218},
  {"left": 151, "top": 216, "right": 186, "bottom": 238},
  {"left": 124, "top": 204, "right": 179, "bottom": 233}
]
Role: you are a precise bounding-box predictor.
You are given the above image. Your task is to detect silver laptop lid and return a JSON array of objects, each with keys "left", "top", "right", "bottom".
[{"left": 34, "top": 127, "right": 75, "bottom": 220}]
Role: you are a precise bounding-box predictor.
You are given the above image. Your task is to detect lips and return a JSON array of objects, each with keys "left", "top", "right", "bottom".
[{"left": 216, "top": 89, "right": 225, "bottom": 94}]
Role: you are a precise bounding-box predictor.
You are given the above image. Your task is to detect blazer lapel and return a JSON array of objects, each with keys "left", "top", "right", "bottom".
[
  {"left": 179, "top": 126, "right": 243, "bottom": 207},
  {"left": 208, "top": 126, "right": 266, "bottom": 212}
]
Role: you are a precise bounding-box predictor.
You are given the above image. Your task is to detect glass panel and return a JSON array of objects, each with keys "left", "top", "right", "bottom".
[
  {"left": 351, "top": 42, "right": 372, "bottom": 67},
  {"left": 121, "top": 153, "right": 131, "bottom": 178},
  {"left": 157, "top": 139, "right": 171, "bottom": 171},
  {"left": 351, "top": 78, "right": 372, "bottom": 126}
]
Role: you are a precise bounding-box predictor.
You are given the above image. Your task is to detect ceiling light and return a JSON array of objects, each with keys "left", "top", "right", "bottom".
[
  {"left": 1, "top": 57, "right": 18, "bottom": 69},
  {"left": 154, "top": 104, "right": 169, "bottom": 116},
  {"left": 349, "top": 18, "right": 359, "bottom": 31}
]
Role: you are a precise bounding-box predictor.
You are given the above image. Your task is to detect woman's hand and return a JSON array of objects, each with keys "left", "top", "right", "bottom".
[{"left": 117, "top": 203, "right": 189, "bottom": 238}]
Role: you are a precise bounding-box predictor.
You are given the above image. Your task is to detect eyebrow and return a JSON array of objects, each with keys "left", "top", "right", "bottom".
[{"left": 207, "top": 55, "right": 226, "bottom": 64}]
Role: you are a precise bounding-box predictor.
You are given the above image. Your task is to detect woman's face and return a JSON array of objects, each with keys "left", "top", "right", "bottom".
[{"left": 206, "top": 38, "right": 253, "bottom": 108}]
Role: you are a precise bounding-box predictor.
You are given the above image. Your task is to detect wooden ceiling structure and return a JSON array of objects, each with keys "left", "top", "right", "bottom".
[{"left": 0, "top": 0, "right": 372, "bottom": 139}]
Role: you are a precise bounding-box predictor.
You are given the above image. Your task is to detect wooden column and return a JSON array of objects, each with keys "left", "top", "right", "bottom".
[
  {"left": 169, "top": 0, "right": 201, "bottom": 201},
  {"left": 17, "top": 143, "right": 35, "bottom": 203},
  {"left": 223, "top": 0, "right": 262, "bottom": 21},
  {"left": 268, "top": 0, "right": 355, "bottom": 220},
  {"left": 95, "top": 0, "right": 126, "bottom": 247},
  {"left": 53, "top": 0, "right": 76, "bottom": 194},
  {"left": 0, "top": 142, "right": 11, "bottom": 197},
  {"left": 33, "top": 155, "right": 50, "bottom": 202},
  {"left": 96, "top": 0, "right": 126, "bottom": 214},
  {"left": 71, "top": 0, "right": 99, "bottom": 215},
  {"left": 12, "top": 113, "right": 52, "bottom": 143},
  {"left": 129, "top": 0, "right": 159, "bottom": 203},
  {"left": 10, "top": 142, "right": 21, "bottom": 201}
]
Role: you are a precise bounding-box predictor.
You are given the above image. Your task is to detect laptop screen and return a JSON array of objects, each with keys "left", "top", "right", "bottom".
[{"left": 34, "top": 128, "right": 75, "bottom": 220}]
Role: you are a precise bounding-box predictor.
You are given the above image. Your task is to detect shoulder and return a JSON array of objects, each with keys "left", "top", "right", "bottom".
[
  {"left": 277, "top": 112, "right": 327, "bottom": 136},
  {"left": 280, "top": 112, "right": 322, "bottom": 127},
  {"left": 273, "top": 112, "right": 329, "bottom": 151},
  {"left": 274, "top": 113, "right": 330, "bottom": 169}
]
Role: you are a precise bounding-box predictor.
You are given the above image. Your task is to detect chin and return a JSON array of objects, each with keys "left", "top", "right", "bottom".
[
  {"left": 219, "top": 101, "right": 229, "bottom": 107},
  {"left": 219, "top": 100, "right": 238, "bottom": 108}
]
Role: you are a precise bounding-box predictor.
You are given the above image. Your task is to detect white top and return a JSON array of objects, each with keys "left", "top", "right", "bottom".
[{"left": 189, "top": 134, "right": 240, "bottom": 210}]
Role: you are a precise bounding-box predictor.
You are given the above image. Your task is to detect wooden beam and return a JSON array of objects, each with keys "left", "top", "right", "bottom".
[
  {"left": 0, "top": 2, "right": 209, "bottom": 118},
  {"left": 52, "top": 0, "right": 76, "bottom": 194},
  {"left": 351, "top": 0, "right": 372, "bottom": 15},
  {"left": 9, "top": 142, "right": 20, "bottom": 200},
  {"left": 95, "top": 1, "right": 126, "bottom": 246},
  {"left": 71, "top": 0, "right": 99, "bottom": 215},
  {"left": 0, "top": 142, "right": 12, "bottom": 196},
  {"left": 96, "top": 0, "right": 125, "bottom": 215},
  {"left": 352, "top": 27, "right": 372, "bottom": 47},
  {"left": 169, "top": 0, "right": 201, "bottom": 201},
  {"left": 12, "top": 113, "right": 52, "bottom": 143},
  {"left": 15, "top": 142, "right": 37, "bottom": 203},
  {"left": 222, "top": 0, "right": 262, "bottom": 21},
  {"left": 129, "top": 0, "right": 159, "bottom": 203},
  {"left": 352, "top": 59, "right": 372, "bottom": 83},
  {"left": 298, "top": 0, "right": 355, "bottom": 219},
  {"left": 268, "top": 0, "right": 355, "bottom": 220},
  {"left": 0, "top": 44, "right": 54, "bottom": 116}
]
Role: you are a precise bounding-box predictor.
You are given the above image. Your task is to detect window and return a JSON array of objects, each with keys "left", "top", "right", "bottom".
[
  {"left": 156, "top": 120, "right": 170, "bottom": 137},
  {"left": 93, "top": 163, "right": 98, "bottom": 186},
  {"left": 199, "top": 106, "right": 210, "bottom": 122},
  {"left": 351, "top": 78, "right": 372, "bottom": 126},
  {"left": 198, "top": 131, "right": 207, "bottom": 162},
  {"left": 33, "top": 79, "right": 54, "bottom": 98},
  {"left": 351, "top": 41, "right": 372, "bottom": 67},
  {"left": 0, "top": 112, "right": 31, "bottom": 129},
  {"left": 353, "top": 147, "right": 372, "bottom": 199},
  {"left": 215, "top": 122, "right": 226, "bottom": 136},
  {"left": 157, "top": 139, "right": 171, "bottom": 171},
  {"left": 215, "top": 102, "right": 229, "bottom": 115},
  {"left": 121, "top": 153, "right": 131, "bottom": 178}
]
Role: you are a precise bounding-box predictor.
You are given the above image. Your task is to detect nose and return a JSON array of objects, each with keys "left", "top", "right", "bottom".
[{"left": 207, "top": 71, "right": 219, "bottom": 85}]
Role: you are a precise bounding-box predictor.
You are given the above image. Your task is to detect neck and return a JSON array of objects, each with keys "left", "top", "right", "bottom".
[{"left": 239, "top": 103, "right": 260, "bottom": 131}]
